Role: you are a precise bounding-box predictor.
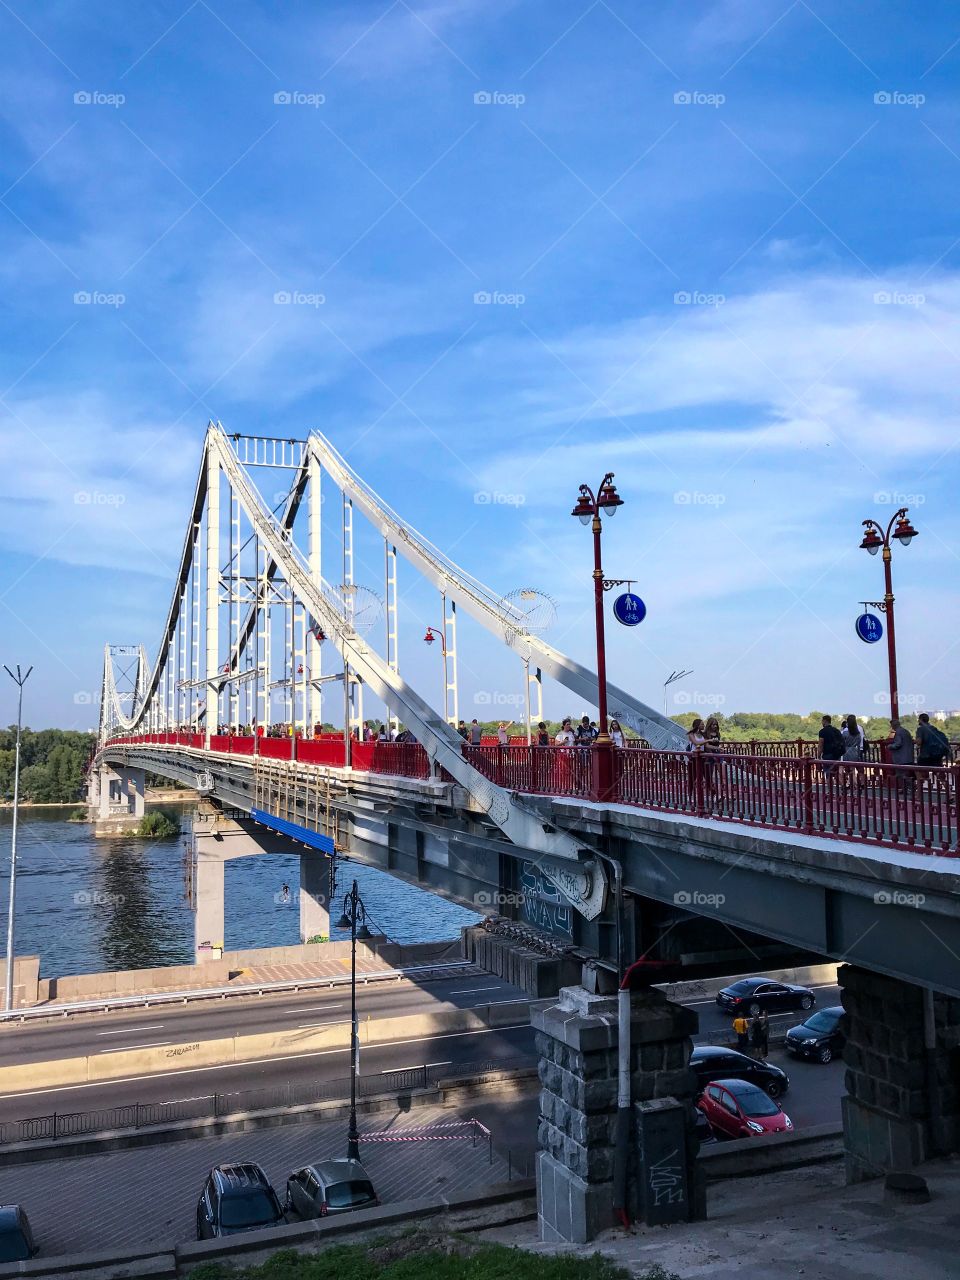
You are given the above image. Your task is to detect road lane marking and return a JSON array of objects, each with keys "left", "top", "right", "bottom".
[
  {"left": 96, "top": 1026, "right": 165, "bottom": 1036},
  {"left": 283, "top": 1005, "right": 345, "bottom": 1014},
  {"left": 98, "top": 1042, "right": 171, "bottom": 1054},
  {"left": 447, "top": 987, "right": 503, "bottom": 996},
  {"left": 0, "top": 1025, "right": 532, "bottom": 1099},
  {"left": 297, "top": 1021, "right": 347, "bottom": 1028}
]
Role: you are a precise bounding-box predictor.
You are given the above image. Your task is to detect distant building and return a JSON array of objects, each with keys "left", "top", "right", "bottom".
[{"left": 933, "top": 710, "right": 948, "bottom": 723}]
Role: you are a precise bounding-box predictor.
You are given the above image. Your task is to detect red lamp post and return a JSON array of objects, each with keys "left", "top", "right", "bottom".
[
  {"left": 571, "top": 474, "right": 624, "bottom": 800},
  {"left": 859, "top": 507, "right": 919, "bottom": 722}
]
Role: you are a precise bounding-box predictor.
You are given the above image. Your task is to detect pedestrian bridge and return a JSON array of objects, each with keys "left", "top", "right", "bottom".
[{"left": 90, "top": 424, "right": 960, "bottom": 1214}]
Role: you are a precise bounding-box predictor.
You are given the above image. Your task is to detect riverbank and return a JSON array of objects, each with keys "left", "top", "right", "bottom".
[{"left": 0, "top": 790, "right": 196, "bottom": 810}]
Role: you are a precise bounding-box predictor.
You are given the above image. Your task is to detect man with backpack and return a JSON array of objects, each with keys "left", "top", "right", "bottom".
[{"left": 916, "top": 712, "right": 952, "bottom": 766}]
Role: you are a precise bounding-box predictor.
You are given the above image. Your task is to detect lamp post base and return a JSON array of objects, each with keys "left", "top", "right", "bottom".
[{"left": 591, "top": 741, "right": 616, "bottom": 803}]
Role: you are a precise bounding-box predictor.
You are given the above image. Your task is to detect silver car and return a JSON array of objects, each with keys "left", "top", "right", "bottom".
[{"left": 284, "top": 1158, "right": 379, "bottom": 1219}]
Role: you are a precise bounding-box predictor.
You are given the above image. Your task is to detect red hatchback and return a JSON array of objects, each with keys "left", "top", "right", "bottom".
[{"left": 697, "top": 1078, "right": 793, "bottom": 1139}]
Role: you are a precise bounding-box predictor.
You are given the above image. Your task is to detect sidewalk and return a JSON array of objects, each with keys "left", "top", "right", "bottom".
[{"left": 479, "top": 1154, "right": 960, "bottom": 1278}]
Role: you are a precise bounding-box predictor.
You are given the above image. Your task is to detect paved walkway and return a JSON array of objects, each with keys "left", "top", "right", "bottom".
[
  {"left": 480, "top": 1156, "right": 960, "bottom": 1278},
  {"left": 0, "top": 1104, "right": 507, "bottom": 1257}
]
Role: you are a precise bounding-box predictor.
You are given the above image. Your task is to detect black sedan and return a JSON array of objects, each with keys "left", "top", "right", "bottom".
[
  {"left": 785, "top": 1006, "right": 845, "bottom": 1064},
  {"left": 690, "top": 1045, "right": 790, "bottom": 1098},
  {"left": 716, "top": 977, "right": 816, "bottom": 1016}
]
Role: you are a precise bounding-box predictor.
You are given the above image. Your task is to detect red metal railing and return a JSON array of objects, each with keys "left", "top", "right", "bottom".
[{"left": 102, "top": 733, "right": 958, "bottom": 853}]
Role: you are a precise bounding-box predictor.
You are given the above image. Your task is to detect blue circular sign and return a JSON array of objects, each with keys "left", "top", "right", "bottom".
[
  {"left": 856, "top": 612, "right": 883, "bottom": 644},
  {"left": 613, "top": 592, "right": 646, "bottom": 626}
]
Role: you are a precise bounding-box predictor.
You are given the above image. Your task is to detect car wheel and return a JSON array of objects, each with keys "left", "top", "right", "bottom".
[
  {"left": 818, "top": 1046, "right": 833, "bottom": 1064},
  {"left": 766, "top": 1081, "right": 782, "bottom": 1099},
  {"left": 748, "top": 1001, "right": 761, "bottom": 1015},
  {"left": 800, "top": 995, "right": 814, "bottom": 1010}
]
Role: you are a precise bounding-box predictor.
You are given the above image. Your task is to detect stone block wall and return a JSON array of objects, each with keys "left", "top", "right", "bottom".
[
  {"left": 533, "top": 984, "right": 704, "bottom": 1242},
  {"left": 840, "top": 964, "right": 960, "bottom": 1182}
]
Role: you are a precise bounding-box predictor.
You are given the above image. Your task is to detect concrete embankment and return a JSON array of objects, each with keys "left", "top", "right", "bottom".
[{"left": 0, "top": 1001, "right": 531, "bottom": 1094}]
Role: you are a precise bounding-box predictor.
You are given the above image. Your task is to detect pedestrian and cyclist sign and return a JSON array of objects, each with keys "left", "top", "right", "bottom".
[
  {"left": 856, "top": 612, "right": 883, "bottom": 644},
  {"left": 613, "top": 592, "right": 646, "bottom": 626}
]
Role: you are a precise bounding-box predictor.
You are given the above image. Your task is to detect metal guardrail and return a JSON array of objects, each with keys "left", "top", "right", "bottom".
[
  {"left": 0, "top": 1056, "right": 533, "bottom": 1146},
  {"left": 0, "top": 961, "right": 476, "bottom": 1024}
]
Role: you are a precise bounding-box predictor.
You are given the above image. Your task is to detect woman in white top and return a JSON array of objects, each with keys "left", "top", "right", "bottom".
[
  {"left": 497, "top": 720, "right": 512, "bottom": 746},
  {"left": 686, "top": 718, "right": 707, "bottom": 752},
  {"left": 609, "top": 719, "right": 625, "bottom": 748},
  {"left": 555, "top": 720, "right": 575, "bottom": 746}
]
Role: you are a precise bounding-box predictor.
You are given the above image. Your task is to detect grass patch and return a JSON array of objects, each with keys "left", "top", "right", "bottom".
[{"left": 186, "top": 1233, "right": 670, "bottom": 1280}]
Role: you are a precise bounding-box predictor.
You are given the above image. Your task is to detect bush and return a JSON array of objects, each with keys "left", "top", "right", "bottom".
[{"left": 135, "top": 810, "right": 180, "bottom": 838}]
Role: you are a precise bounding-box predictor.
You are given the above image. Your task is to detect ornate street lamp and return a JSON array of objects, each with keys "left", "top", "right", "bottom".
[
  {"left": 570, "top": 474, "right": 624, "bottom": 799},
  {"left": 423, "top": 626, "right": 452, "bottom": 725},
  {"left": 336, "top": 879, "right": 371, "bottom": 1160},
  {"left": 859, "top": 506, "right": 919, "bottom": 721}
]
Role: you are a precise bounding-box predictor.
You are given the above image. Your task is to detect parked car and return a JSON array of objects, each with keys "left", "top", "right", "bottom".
[
  {"left": 690, "top": 1045, "right": 790, "bottom": 1098},
  {"left": 716, "top": 977, "right": 816, "bottom": 1016},
  {"left": 697, "top": 1078, "right": 793, "bottom": 1139},
  {"left": 196, "top": 1163, "right": 285, "bottom": 1239},
  {"left": 0, "top": 1206, "right": 37, "bottom": 1262},
  {"left": 785, "top": 1005, "right": 845, "bottom": 1063},
  {"left": 285, "top": 1158, "right": 379, "bottom": 1219}
]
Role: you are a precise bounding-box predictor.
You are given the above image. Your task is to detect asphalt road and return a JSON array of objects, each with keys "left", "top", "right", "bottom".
[
  {"left": 0, "top": 970, "right": 528, "bottom": 1066},
  {"left": 689, "top": 981, "right": 842, "bottom": 1040}
]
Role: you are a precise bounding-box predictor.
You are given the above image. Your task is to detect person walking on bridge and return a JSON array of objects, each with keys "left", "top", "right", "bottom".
[
  {"left": 886, "top": 718, "right": 915, "bottom": 802},
  {"left": 916, "top": 712, "right": 951, "bottom": 766},
  {"left": 468, "top": 719, "right": 482, "bottom": 746},
  {"left": 818, "top": 715, "right": 844, "bottom": 777}
]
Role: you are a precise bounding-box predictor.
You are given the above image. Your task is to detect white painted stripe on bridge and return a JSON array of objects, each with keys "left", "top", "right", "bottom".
[{"left": 98, "top": 1042, "right": 171, "bottom": 1054}]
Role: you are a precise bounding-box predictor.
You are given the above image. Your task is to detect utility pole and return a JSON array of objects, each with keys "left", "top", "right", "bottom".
[{"left": 4, "top": 665, "right": 32, "bottom": 1012}]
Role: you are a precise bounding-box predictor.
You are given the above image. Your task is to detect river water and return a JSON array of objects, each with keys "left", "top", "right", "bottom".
[{"left": 0, "top": 807, "right": 480, "bottom": 978}]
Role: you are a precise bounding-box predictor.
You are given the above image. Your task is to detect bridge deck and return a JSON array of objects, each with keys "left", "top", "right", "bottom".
[{"left": 104, "top": 734, "right": 958, "bottom": 856}]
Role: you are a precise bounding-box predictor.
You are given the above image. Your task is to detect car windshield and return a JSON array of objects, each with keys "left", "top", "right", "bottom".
[
  {"left": 804, "top": 1011, "right": 839, "bottom": 1033},
  {"left": 325, "top": 1179, "right": 376, "bottom": 1208},
  {"left": 219, "top": 1190, "right": 280, "bottom": 1228},
  {"left": 726, "top": 980, "right": 760, "bottom": 994},
  {"left": 0, "top": 1230, "right": 29, "bottom": 1262},
  {"left": 734, "top": 1088, "right": 780, "bottom": 1118}
]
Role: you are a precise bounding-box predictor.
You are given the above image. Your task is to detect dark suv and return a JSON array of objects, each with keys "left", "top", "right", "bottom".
[
  {"left": 785, "top": 1005, "right": 845, "bottom": 1064},
  {"left": 196, "top": 1163, "right": 285, "bottom": 1239},
  {"left": 690, "top": 1046, "right": 790, "bottom": 1098}
]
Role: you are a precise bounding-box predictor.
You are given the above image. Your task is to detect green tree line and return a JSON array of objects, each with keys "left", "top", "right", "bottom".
[{"left": 0, "top": 728, "right": 95, "bottom": 803}]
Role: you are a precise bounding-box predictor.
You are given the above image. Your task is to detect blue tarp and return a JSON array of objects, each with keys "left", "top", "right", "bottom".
[{"left": 249, "top": 807, "right": 335, "bottom": 855}]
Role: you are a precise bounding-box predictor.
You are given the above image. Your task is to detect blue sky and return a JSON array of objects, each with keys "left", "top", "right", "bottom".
[{"left": 1, "top": 0, "right": 959, "bottom": 729}]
